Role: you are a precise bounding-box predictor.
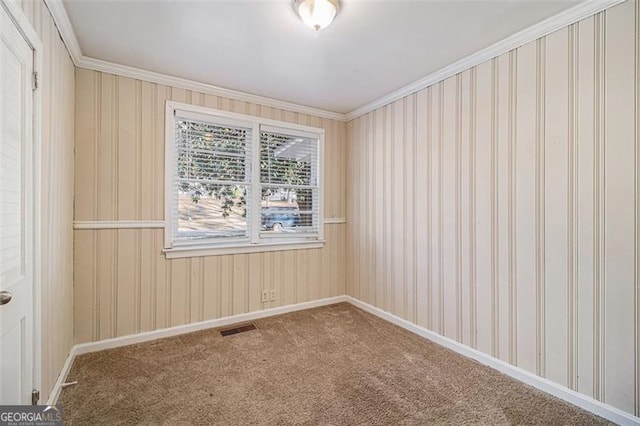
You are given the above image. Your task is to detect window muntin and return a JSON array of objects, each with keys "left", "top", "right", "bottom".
[{"left": 166, "top": 103, "right": 323, "bottom": 252}]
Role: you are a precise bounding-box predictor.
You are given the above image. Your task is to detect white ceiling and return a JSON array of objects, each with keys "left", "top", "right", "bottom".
[{"left": 62, "top": 0, "right": 579, "bottom": 114}]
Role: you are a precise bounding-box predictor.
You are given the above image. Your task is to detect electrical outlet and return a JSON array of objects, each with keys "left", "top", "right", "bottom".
[
  {"left": 261, "top": 290, "right": 269, "bottom": 303},
  {"left": 270, "top": 289, "right": 277, "bottom": 301}
]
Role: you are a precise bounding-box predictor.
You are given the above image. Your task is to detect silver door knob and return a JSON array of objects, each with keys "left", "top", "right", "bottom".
[{"left": 0, "top": 291, "right": 12, "bottom": 305}]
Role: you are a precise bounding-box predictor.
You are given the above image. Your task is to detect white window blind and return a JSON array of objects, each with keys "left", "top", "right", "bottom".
[
  {"left": 165, "top": 102, "right": 324, "bottom": 254},
  {"left": 172, "top": 113, "right": 253, "bottom": 243},
  {"left": 259, "top": 127, "right": 319, "bottom": 237}
]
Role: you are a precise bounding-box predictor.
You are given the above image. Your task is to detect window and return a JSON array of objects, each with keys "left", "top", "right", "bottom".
[{"left": 164, "top": 102, "right": 324, "bottom": 258}]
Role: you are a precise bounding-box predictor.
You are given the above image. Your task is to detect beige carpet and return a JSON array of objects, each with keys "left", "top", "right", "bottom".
[{"left": 60, "top": 303, "right": 609, "bottom": 425}]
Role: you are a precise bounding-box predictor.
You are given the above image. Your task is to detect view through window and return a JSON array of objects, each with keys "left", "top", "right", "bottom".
[{"left": 167, "top": 105, "right": 322, "bottom": 250}]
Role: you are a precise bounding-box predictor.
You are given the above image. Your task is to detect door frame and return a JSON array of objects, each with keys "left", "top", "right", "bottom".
[{"left": 1, "top": 0, "right": 43, "bottom": 403}]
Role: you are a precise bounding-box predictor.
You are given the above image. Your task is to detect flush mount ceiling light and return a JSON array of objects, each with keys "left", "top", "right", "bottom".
[{"left": 294, "top": 0, "right": 340, "bottom": 31}]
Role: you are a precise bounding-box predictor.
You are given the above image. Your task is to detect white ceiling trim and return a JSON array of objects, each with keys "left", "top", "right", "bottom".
[
  {"left": 44, "top": 0, "right": 624, "bottom": 123},
  {"left": 43, "top": 0, "right": 81, "bottom": 66},
  {"left": 76, "top": 56, "right": 347, "bottom": 121},
  {"left": 344, "top": 0, "right": 626, "bottom": 121},
  {"left": 42, "top": 0, "right": 347, "bottom": 122}
]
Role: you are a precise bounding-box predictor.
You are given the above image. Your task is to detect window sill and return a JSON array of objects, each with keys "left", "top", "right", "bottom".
[{"left": 163, "top": 240, "right": 326, "bottom": 259}]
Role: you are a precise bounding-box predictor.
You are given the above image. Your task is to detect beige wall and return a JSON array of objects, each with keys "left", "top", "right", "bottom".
[
  {"left": 347, "top": 0, "right": 639, "bottom": 416},
  {"left": 73, "top": 68, "right": 347, "bottom": 344},
  {"left": 19, "top": 0, "right": 637, "bottom": 414},
  {"left": 19, "top": 0, "right": 75, "bottom": 402}
]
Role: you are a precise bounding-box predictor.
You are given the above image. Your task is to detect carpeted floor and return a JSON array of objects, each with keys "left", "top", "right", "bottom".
[{"left": 60, "top": 303, "right": 609, "bottom": 425}]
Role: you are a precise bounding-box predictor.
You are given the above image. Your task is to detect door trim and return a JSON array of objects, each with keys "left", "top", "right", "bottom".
[{"left": 0, "top": 0, "right": 43, "bottom": 403}]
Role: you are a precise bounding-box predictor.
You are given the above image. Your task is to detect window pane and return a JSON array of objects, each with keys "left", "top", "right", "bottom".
[
  {"left": 260, "top": 131, "right": 316, "bottom": 186},
  {"left": 177, "top": 183, "right": 249, "bottom": 240},
  {"left": 260, "top": 186, "right": 318, "bottom": 235},
  {"left": 173, "top": 116, "right": 252, "bottom": 243},
  {"left": 176, "top": 119, "right": 249, "bottom": 184}
]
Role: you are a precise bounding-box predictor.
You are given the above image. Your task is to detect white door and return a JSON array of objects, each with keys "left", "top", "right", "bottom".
[{"left": 0, "top": 3, "right": 35, "bottom": 405}]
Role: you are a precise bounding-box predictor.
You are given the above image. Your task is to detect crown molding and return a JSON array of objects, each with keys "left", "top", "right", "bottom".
[
  {"left": 344, "top": 0, "right": 626, "bottom": 121},
  {"left": 76, "top": 56, "right": 348, "bottom": 121},
  {"left": 43, "top": 0, "right": 81, "bottom": 66},
  {"left": 41, "top": 0, "right": 348, "bottom": 122},
  {"left": 43, "top": 0, "right": 624, "bottom": 123}
]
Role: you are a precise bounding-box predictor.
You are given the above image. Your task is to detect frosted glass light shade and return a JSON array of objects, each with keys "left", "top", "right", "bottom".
[{"left": 294, "top": 0, "right": 339, "bottom": 31}]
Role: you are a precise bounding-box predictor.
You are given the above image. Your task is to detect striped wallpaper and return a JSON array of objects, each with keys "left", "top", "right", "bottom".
[
  {"left": 73, "top": 68, "right": 347, "bottom": 344},
  {"left": 346, "top": 0, "right": 639, "bottom": 416}
]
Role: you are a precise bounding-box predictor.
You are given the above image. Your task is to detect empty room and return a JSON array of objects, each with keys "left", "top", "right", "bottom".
[{"left": 1, "top": 0, "right": 639, "bottom": 424}]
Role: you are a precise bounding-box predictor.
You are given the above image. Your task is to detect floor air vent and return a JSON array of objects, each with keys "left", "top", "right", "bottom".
[{"left": 219, "top": 323, "right": 257, "bottom": 337}]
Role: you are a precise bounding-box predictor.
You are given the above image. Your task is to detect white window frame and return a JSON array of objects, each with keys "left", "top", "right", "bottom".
[{"left": 164, "top": 101, "right": 325, "bottom": 258}]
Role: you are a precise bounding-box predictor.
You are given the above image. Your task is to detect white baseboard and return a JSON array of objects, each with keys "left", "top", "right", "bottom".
[
  {"left": 345, "top": 296, "right": 640, "bottom": 426},
  {"left": 48, "top": 294, "right": 639, "bottom": 424},
  {"left": 46, "top": 345, "right": 77, "bottom": 405},
  {"left": 73, "top": 296, "right": 347, "bottom": 356},
  {"left": 48, "top": 296, "right": 348, "bottom": 403}
]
